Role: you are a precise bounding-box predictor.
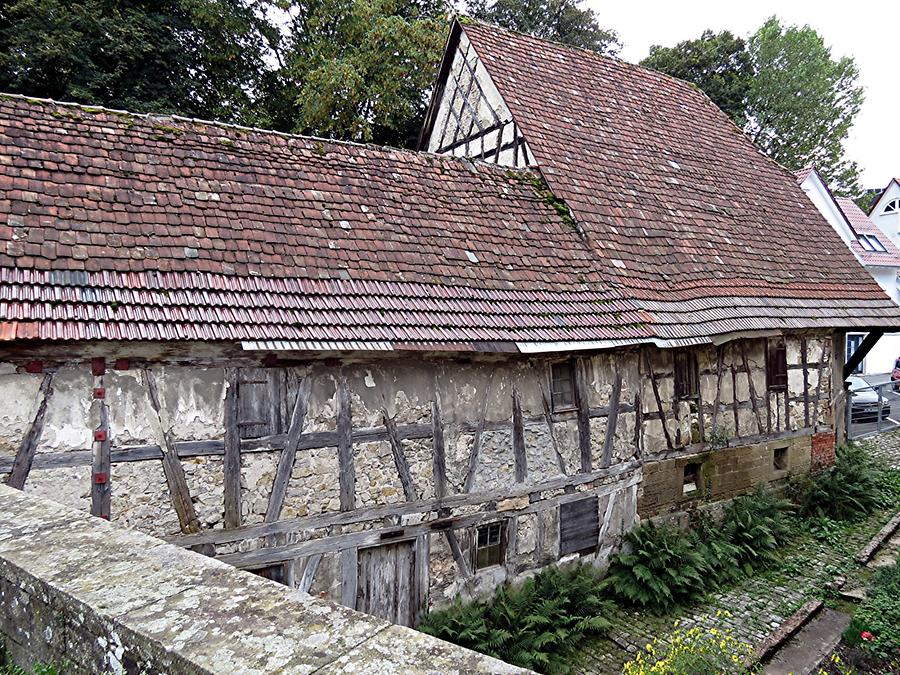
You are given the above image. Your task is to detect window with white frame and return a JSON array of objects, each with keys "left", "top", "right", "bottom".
[
  {"left": 884, "top": 199, "right": 899, "bottom": 214},
  {"left": 859, "top": 234, "right": 888, "bottom": 252}
]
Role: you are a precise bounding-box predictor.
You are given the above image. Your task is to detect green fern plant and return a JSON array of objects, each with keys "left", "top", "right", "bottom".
[
  {"left": 600, "top": 521, "right": 707, "bottom": 611},
  {"left": 722, "top": 484, "right": 793, "bottom": 574},
  {"left": 789, "top": 443, "right": 885, "bottom": 520},
  {"left": 420, "top": 564, "right": 612, "bottom": 674},
  {"left": 691, "top": 513, "right": 743, "bottom": 585}
]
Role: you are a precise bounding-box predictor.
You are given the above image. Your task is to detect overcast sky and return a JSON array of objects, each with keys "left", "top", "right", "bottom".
[{"left": 590, "top": 1, "right": 898, "bottom": 188}]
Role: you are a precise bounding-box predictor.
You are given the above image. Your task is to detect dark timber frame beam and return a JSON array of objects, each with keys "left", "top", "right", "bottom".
[{"left": 843, "top": 330, "right": 884, "bottom": 380}]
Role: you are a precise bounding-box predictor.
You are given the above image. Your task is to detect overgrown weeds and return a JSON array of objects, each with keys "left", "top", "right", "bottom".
[{"left": 789, "top": 444, "right": 885, "bottom": 520}]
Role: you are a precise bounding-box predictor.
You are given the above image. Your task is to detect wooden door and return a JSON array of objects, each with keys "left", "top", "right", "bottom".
[{"left": 356, "top": 540, "right": 418, "bottom": 626}]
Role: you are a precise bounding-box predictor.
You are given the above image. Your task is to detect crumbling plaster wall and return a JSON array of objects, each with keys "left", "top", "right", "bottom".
[{"left": 0, "top": 331, "right": 835, "bottom": 610}]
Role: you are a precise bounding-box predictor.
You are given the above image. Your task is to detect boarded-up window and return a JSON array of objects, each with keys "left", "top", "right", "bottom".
[
  {"left": 766, "top": 338, "right": 788, "bottom": 392},
  {"left": 236, "top": 368, "right": 299, "bottom": 440},
  {"left": 559, "top": 496, "right": 599, "bottom": 555},
  {"left": 673, "top": 349, "right": 699, "bottom": 400},
  {"left": 474, "top": 521, "right": 505, "bottom": 570},
  {"left": 551, "top": 361, "right": 576, "bottom": 410}
]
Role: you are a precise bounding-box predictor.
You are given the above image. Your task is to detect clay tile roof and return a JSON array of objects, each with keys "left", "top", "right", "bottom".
[
  {"left": 0, "top": 94, "right": 652, "bottom": 349},
  {"left": 458, "top": 21, "right": 900, "bottom": 338},
  {"left": 793, "top": 167, "right": 815, "bottom": 183},
  {"left": 836, "top": 197, "right": 900, "bottom": 267}
]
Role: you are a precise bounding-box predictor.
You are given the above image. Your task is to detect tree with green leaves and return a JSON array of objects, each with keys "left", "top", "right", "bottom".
[
  {"left": 640, "top": 30, "right": 752, "bottom": 127},
  {"left": 641, "top": 17, "right": 864, "bottom": 196},
  {"left": 746, "top": 17, "right": 863, "bottom": 195},
  {"left": 0, "top": 0, "right": 277, "bottom": 124},
  {"left": 467, "top": 0, "right": 620, "bottom": 54},
  {"left": 267, "top": 0, "right": 447, "bottom": 147}
]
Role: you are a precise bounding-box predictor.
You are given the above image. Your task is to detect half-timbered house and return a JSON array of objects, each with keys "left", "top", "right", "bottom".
[{"left": 1, "top": 20, "right": 899, "bottom": 627}]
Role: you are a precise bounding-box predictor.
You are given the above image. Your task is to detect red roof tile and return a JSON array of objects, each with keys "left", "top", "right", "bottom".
[
  {"left": 457, "top": 22, "right": 900, "bottom": 336},
  {"left": 836, "top": 197, "right": 900, "bottom": 267},
  {"left": 0, "top": 94, "right": 654, "bottom": 348}
]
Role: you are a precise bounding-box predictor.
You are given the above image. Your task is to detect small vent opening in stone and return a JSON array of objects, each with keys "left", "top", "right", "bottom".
[
  {"left": 683, "top": 462, "right": 702, "bottom": 495},
  {"left": 773, "top": 446, "right": 788, "bottom": 471}
]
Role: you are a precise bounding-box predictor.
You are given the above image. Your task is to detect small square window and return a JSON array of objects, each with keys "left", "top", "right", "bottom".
[
  {"left": 773, "top": 446, "right": 788, "bottom": 471},
  {"left": 474, "top": 521, "right": 505, "bottom": 570},
  {"left": 673, "top": 349, "right": 699, "bottom": 400},
  {"left": 550, "top": 361, "right": 576, "bottom": 410},
  {"left": 766, "top": 338, "right": 788, "bottom": 392},
  {"left": 683, "top": 462, "right": 702, "bottom": 495}
]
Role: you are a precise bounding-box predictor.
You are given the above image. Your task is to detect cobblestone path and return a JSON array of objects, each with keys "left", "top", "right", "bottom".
[{"left": 577, "top": 433, "right": 900, "bottom": 674}]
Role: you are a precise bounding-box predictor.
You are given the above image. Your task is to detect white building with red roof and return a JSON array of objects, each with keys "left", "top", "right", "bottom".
[{"left": 795, "top": 167, "right": 900, "bottom": 374}]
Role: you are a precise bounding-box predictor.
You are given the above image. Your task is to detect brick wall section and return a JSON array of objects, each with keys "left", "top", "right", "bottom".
[
  {"left": 811, "top": 432, "right": 837, "bottom": 471},
  {"left": 0, "top": 485, "right": 529, "bottom": 675},
  {"left": 638, "top": 435, "right": 812, "bottom": 518}
]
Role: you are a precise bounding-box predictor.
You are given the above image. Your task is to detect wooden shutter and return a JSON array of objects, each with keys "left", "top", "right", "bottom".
[
  {"left": 673, "top": 349, "right": 699, "bottom": 400},
  {"left": 766, "top": 339, "right": 788, "bottom": 391},
  {"left": 559, "top": 496, "right": 599, "bottom": 555},
  {"left": 236, "top": 368, "right": 290, "bottom": 439}
]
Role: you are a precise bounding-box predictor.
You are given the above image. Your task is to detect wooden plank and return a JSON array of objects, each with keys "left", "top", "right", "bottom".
[
  {"left": 463, "top": 369, "right": 494, "bottom": 493},
  {"left": 575, "top": 357, "right": 592, "bottom": 473},
  {"left": 220, "top": 473, "right": 643, "bottom": 568},
  {"left": 340, "top": 546, "right": 358, "bottom": 608},
  {"left": 801, "top": 338, "right": 810, "bottom": 428},
  {"left": 337, "top": 378, "right": 355, "bottom": 512},
  {"left": 600, "top": 371, "right": 622, "bottom": 468},
  {"left": 642, "top": 426, "right": 817, "bottom": 463},
  {"left": 511, "top": 388, "right": 527, "bottom": 483},
  {"left": 297, "top": 553, "right": 322, "bottom": 594},
  {"left": 6, "top": 373, "right": 53, "bottom": 490},
  {"left": 710, "top": 346, "right": 724, "bottom": 432},
  {"left": 740, "top": 341, "right": 765, "bottom": 435},
  {"left": 645, "top": 351, "right": 674, "bottom": 451},
  {"left": 90, "top": 374, "right": 111, "bottom": 519},
  {"left": 431, "top": 398, "right": 448, "bottom": 501},
  {"left": 171, "top": 459, "right": 643, "bottom": 548},
  {"left": 559, "top": 495, "right": 599, "bottom": 555},
  {"left": 632, "top": 392, "right": 642, "bottom": 458},
  {"left": 223, "top": 368, "right": 241, "bottom": 529},
  {"left": 144, "top": 369, "right": 202, "bottom": 534},
  {"left": 265, "top": 377, "right": 312, "bottom": 523},
  {"left": 414, "top": 534, "right": 429, "bottom": 626},
  {"left": 384, "top": 411, "right": 416, "bottom": 502},
  {"left": 730, "top": 357, "right": 740, "bottom": 436},
  {"left": 445, "top": 530, "right": 472, "bottom": 578}
]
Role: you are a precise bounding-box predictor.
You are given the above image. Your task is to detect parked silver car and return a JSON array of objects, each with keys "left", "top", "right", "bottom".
[{"left": 847, "top": 376, "right": 891, "bottom": 422}]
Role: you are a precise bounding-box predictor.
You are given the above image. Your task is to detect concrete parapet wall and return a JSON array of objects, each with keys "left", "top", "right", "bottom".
[{"left": 0, "top": 485, "right": 528, "bottom": 675}]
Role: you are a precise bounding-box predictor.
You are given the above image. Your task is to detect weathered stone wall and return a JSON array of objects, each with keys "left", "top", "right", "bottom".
[
  {"left": 0, "top": 485, "right": 528, "bottom": 675},
  {"left": 0, "top": 330, "right": 835, "bottom": 618},
  {"left": 638, "top": 434, "right": 812, "bottom": 518}
]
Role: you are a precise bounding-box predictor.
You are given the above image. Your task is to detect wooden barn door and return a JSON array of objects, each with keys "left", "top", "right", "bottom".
[{"left": 356, "top": 540, "right": 419, "bottom": 626}]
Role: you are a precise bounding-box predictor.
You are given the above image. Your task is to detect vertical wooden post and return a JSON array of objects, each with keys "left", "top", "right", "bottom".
[
  {"left": 336, "top": 377, "right": 355, "bottom": 512},
  {"left": 710, "top": 346, "right": 724, "bottom": 433},
  {"left": 511, "top": 387, "right": 527, "bottom": 483},
  {"left": 431, "top": 398, "right": 448, "bottom": 500},
  {"left": 575, "top": 357, "right": 592, "bottom": 472},
  {"left": 536, "top": 372, "right": 567, "bottom": 474},
  {"left": 645, "top": 351, "right": 674, "bottom": 451},
  {"left": 801, "top": 338, "right": 811, "bottom": 428},
  {"left": 340, "top": 547, "right": 358, "bottom": 609},
  {"left": 6, "top": 373, "right": 53, "bottom": 490},
  {"left": 223, "top": 368, "right": 242, "bottom": 529},
  {"left": 600, "top": 371, "right": 622, "bottom": 468},
  {"left": 91, "top": 373, "right": 111, "bottom": 519}
]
